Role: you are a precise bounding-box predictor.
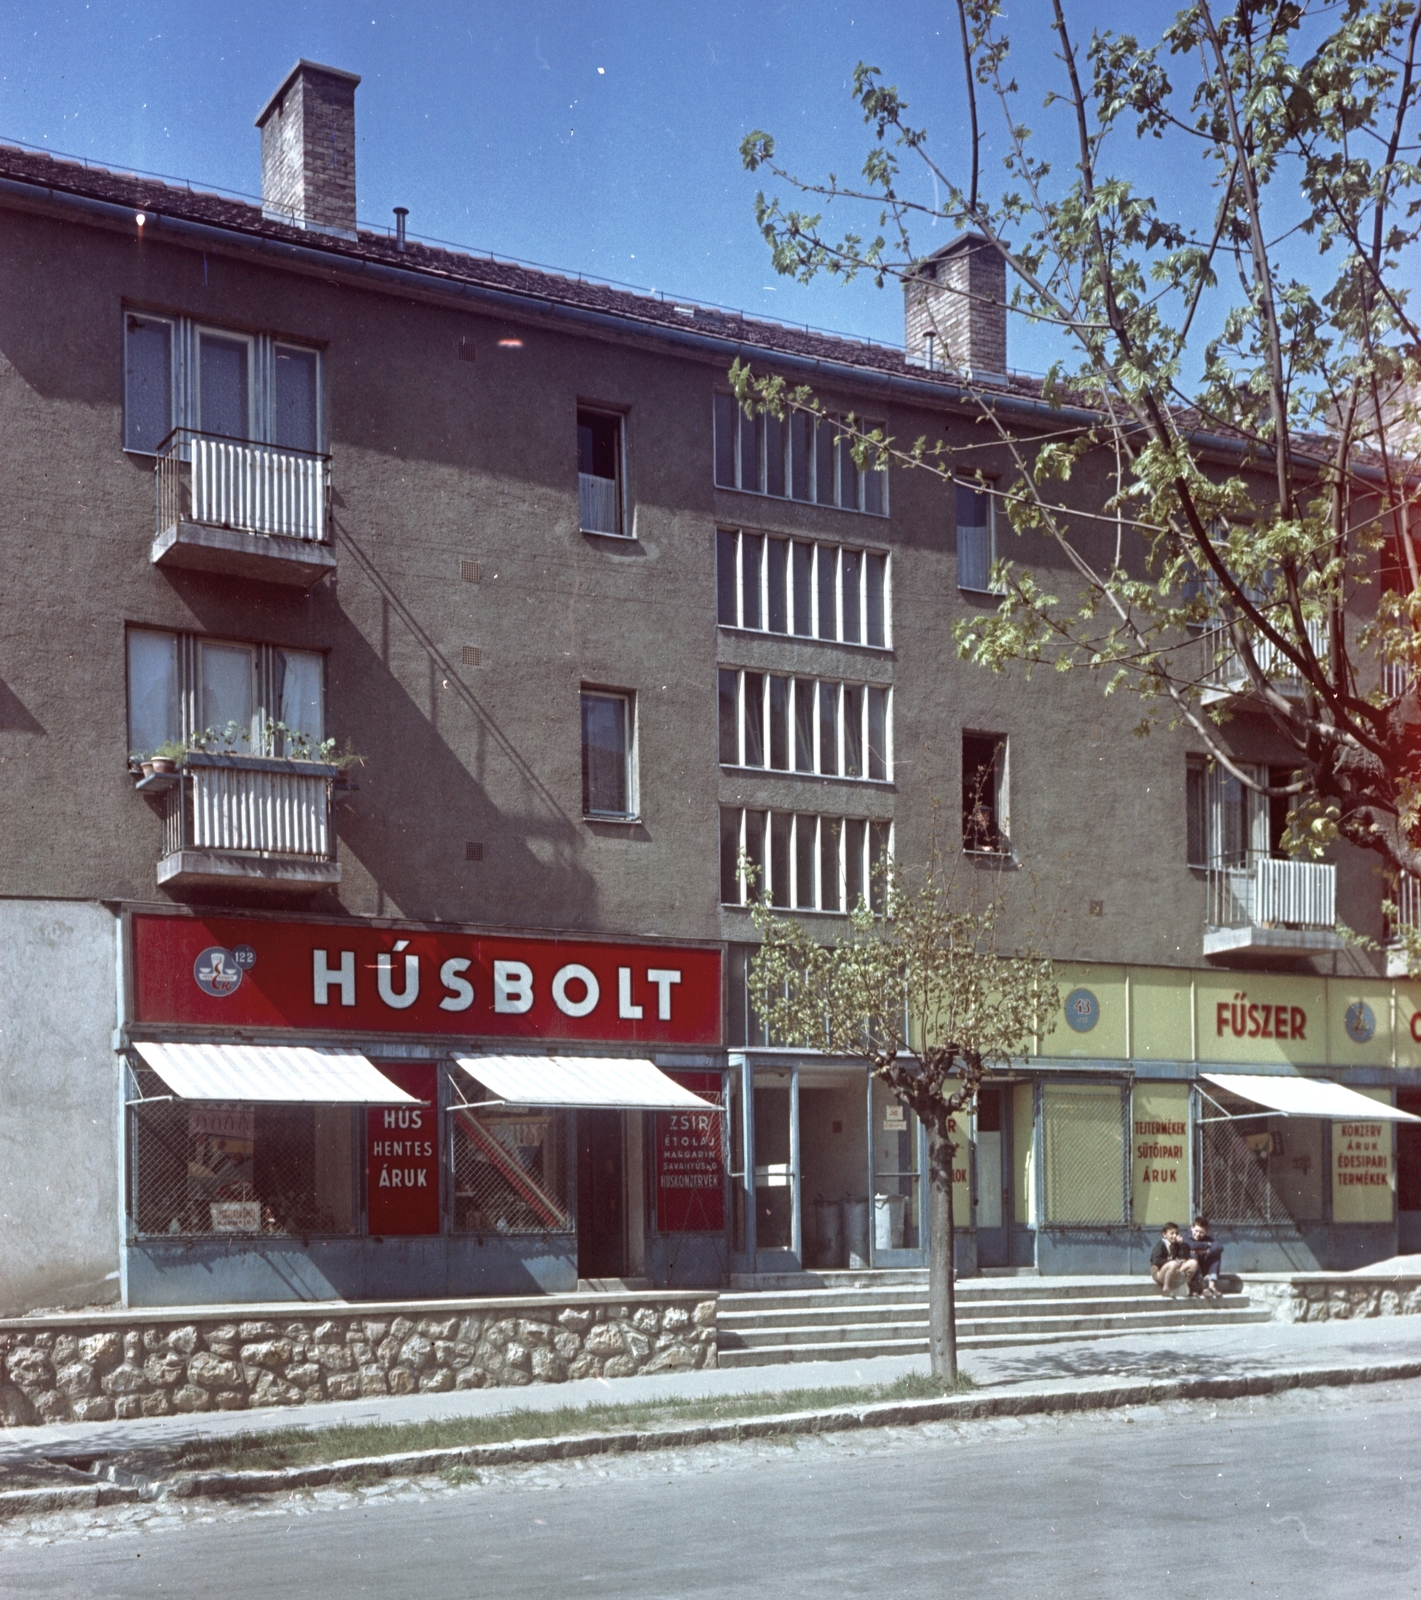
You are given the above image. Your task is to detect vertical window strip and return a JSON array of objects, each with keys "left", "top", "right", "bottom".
[
  {"left": 714, "top": 399, "right": 887, "bottom": 512},
  {"left": 720, "top": 807, "right": 892, "bottom": 910},
  {"left": 720, "top": 672, "right": 891, "bottom": 780},
  {"left": 720, "top": 532, "right": 890, "bottom": 647}
]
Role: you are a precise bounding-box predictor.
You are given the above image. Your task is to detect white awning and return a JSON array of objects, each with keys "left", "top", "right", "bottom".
[
  {"left": 454, "top": 1055, "right": 716, "bottom": 1111},
  {"left": 1201, "top": 1072, "right": 1421, "bottom": 1123},
  {"left": 133, "top": 1042, "right": 421, "bottom": 1104}
]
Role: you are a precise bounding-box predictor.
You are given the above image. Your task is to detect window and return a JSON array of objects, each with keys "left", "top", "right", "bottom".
[
  {"left": 1188, "top": 758, "right": 1290, "bottom": 868},
  {"left": 1186, "top": 756, "right": 1208, "bottom": 868},
  {"left": 125, "top": 628, "right": 325, "bottom": 758},
  {"left": 956, "top": 483, "right": 1002, "bottom": 594},
  {"left": 716, "top": 530, "right": 889, "bottom": 646},
  {"left": 714, "top": 395, "right": 887, "bottom": 513},
  {"left": 577, "top": 408, "right": 624, "bottom": 536},
  {"left": 581, "top": 690, "right": 636, "bottom": 817},
  {"left": 963, "top": 732, "right": 1009, "bottom": 853},
  {"left": 122, "top": 311, "right": 322, "bottom": 455},
  {"left": 128, "top": 1062, "right": 357, "bottom": 1238},
  {"left": 721, "top": 806, "right": 891, "bottom": 913},
  {"left": 452, "top": 1099, "right": 572, "bottom": 1234},
  {"left": 718, "top": 671, "right": 891, "bottom": 781}
]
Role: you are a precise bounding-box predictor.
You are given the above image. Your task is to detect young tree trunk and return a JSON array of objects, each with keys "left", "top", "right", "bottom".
[{"left": 926, "top": 1116, "right": 957, "bottom": 1383}]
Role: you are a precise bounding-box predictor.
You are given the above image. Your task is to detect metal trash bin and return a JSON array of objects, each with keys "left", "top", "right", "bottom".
[
  {"left": 874, "top": 1192, "right": 907, "bottom": 1250},
  {"left": 844, "top": 1197, "right": 871, "bottom": 1269},
  {"left": 813, "top": 1197, "right": 844, "bottom": 1269}
]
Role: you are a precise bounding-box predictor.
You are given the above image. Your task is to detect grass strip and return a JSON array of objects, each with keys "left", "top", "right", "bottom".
[{"left": 164, "top": 1370, "right": 975, "bottom": 1474}]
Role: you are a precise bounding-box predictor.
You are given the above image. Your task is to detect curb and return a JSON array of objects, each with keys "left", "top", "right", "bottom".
[{"left": 4, "top": 1359, "right": 1419, "bottom": 1518}]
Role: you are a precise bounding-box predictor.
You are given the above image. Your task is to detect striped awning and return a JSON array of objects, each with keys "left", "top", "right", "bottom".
[
  {"left": 454, "top": 1055, "right": 715, "bottom": 1110},
  {"left": 132, "top": 1042, "right": 421, "bottom": 1104}
]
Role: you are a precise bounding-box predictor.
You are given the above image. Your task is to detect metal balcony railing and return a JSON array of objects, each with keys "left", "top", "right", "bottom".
[
  {"left": 162, "top": 752, "right": 338, "bottom": 863},
  {"left": 1206, "top": 852, "right": 1336, "bottom": 932},
  {"left": 1196, "top": 617, "right": 1328, "bottom": 701},
  {"left": 1386, "top": 871, "right": 1421, "bottom": 947},
  {"left": 578, "top": 471, "right": 621, "bottom": 535},
  {"left": 157, "top": 429, "right": 331, "bottom": 544}
]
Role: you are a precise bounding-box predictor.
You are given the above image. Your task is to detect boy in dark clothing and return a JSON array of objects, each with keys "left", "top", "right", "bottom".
[
  {"left": 1189, "top": 1217, "right": 1223, "bottom": 1298},
  {"left": 1149, "top": 1222, "right": 1199, "bottom": 1297}
]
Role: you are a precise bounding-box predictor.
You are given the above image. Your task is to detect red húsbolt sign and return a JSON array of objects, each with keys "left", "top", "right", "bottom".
[{"left": 130, "top": 913, "right": 722, "bottom": 1046}]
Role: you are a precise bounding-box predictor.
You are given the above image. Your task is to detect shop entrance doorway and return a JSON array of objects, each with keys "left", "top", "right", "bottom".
[
  {"left": 1399, "top": 1090, "right": 1421, "bottom": 1253},
  {"left": 799, "top": 1071, "right": 868, "bottom": 1269},
  {"left": 975, "top": 1086, "right": 1009, "bottom": 1267},
  {"left": 577, "top": 1109, "right": 625, "bottom": 1279}
]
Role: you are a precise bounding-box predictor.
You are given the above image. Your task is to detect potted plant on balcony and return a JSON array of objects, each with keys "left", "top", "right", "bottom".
[{"left": 149, "top": 739, "right": 188, "bottom": 776}]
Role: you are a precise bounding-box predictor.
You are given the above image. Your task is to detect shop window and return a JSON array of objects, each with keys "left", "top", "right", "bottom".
[
  {"left": 1198, "top": 1082, "right": 1322, "bottom": 1222},
  {"left": 956, "top": 483, "right": 1002, "bottom": 594},
  {"left": 1041, "top": 1082, "right": 1127, "bottom": 1224},
  {"left": 127, "top": 1065, "right": 357, "bottom": 1237},
  {"left": 714, "top": 395, "right": 887, "bottom": 513},
  {"left": 718, "top": 670, "right": 892, "bottom": 781},
  {"left": 581, "top": 689, "right": 637, "bottom": 818},
  {"left": 451, "top": 1098, "right": 572, "bottom": 1234},
  {"left": 125, "top": 627, "right": 324, "bottom": 760},
  {"left": 963, "top": 732, "right": 1009, "bottom": 853},
  {"left": 716, "top": 530, "right": 890, "bottom": 646},
  {"left": 123, "top": 310, "right": 322, "bottom": 455},
  {"left": 721, "top": 806, "right": 890, "bottom": 912},
  {"left": 577, "top": 408, "right": 624, "bottom": 536}
]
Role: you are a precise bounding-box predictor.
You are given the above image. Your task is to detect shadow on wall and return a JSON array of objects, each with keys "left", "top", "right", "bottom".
[
  {"left": 160, "top": 536, "right": 597, "bottom": 928},
  {"left": 0, "top": 678, "right": 45, "bottom": 734}
]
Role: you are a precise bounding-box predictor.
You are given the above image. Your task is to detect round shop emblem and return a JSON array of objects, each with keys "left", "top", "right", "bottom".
[
  {"left": 1065, "top": 987, "right": 1099, "bottom": 1033},
  {"left": 194, "top": 946, "right": 245, "bottom": 998},
  {"left": 1344, "top": 1001, "right": 1376, "bottom": 1044}
]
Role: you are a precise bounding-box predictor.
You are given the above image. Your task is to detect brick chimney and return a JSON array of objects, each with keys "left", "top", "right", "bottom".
[
  {"left": 256, "top": 61, "right": 361, "bottom": 239},
  {"left": 904, "top": 233, "right": 1008, "bottom": 379}
]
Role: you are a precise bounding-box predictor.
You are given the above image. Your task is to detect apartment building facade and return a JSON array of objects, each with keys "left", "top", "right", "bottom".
[{"left": 1, "top": 60, "right": 1416, "bottom": 1316}]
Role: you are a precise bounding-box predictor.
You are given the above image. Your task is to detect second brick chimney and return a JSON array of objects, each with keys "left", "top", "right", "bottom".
[
  {"left": 256, "top": 60, "right": 361, "bottom": 239},
  {"left": 904, "top": 233, "right": 1008, "bottom": 379}
]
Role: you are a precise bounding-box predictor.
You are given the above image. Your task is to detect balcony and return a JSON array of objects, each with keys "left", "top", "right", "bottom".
[
  {"left": 1203, "top": 853, "right": 1341, "bottom": 957},
  {"left": 1197, "top": 618, "right": 1328, "bottom": 706},
  {"left": 153, "top": 429, "right": 335, "bottom": 589},
  {"left": 1386, "top": 871, "right": 1421, "bottom": 976},
  {"left": 154, "top": 752, "right": 341, "bottom": 891}
]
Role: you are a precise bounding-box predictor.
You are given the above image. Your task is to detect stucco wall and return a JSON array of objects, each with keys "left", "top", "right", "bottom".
[{"left": 0, "top": 899, "right": 120, "bottom": 1315}]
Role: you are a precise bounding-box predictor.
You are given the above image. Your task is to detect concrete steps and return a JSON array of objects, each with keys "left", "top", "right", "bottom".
[{"left": 716, "top": 1271, "right": 1270, "bottom": 1368}]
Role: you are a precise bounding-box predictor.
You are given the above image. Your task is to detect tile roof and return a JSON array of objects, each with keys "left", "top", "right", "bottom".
[
  {"left": 0, "top": 141, "right": 1375, "bottom": 472},
  {"left": 0, "top": 141, "right": 1048, "bottom": 404}
]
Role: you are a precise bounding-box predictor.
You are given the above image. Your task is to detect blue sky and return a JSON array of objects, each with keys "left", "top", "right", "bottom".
[{"left": 0, "top": 2, "right": 1264, "bottom": 375}]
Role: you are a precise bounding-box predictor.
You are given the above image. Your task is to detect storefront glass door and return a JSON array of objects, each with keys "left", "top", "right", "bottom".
[
  {"left": 753, "top": 1071, "right": 797, "bottom": 1269},
  {"left": 870, "top": 1078, "right": 924, "bottom": 1264},
  {"left": 975, "top": 1086, "right": 1008, "bottom": 1266}
]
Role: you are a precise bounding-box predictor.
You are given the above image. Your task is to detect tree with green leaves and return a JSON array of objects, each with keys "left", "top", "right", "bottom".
[
  {"left": 737, "top": 1, "right": 1421, "bottom": 893},
  {"left": 745, "top": 848, "right": 1056, "bottom": 1382}
]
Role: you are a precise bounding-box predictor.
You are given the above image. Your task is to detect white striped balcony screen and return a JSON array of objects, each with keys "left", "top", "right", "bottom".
[
  {"left": 578, "top": 472, "right": 620, "bottom": 535},
  {"left": 190, "top": 437, "right": 329, "bottom": 542},
  {"left": 188, "top": 765, "right": 332, "bottom": 858},
  {"left": 1255, "top": 856, "right": 1335, "bottom": 927},
  {"left": 1208, "top": 856, "right": 1335, "bottom": 930}
]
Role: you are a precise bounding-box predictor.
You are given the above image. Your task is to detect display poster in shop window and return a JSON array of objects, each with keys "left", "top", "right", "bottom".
[{"left": 655, "top": 1072, "right": 725, "bottom": 1231}]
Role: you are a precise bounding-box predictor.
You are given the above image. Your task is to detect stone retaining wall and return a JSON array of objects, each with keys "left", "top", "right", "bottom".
[
  {"left": 0, "top": 1292, "right": 717, "bottom": 1427},
  {"left": 1244, "top": 1274, "right": 1421, "bottom": 1322}
]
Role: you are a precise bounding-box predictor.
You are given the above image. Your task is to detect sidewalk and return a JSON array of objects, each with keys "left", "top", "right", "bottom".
[{"left": 5, "top": 1310, "right": 1420, "bottom": 1466}]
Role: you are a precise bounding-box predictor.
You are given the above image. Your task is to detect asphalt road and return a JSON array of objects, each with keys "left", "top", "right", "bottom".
[{"left": 3, "top": 1381, "right": 1418, "bottom": 1600}]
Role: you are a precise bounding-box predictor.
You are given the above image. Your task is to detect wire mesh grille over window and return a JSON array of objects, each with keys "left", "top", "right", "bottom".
[
  {"left": 1198, "top": 1106, "right": 1301, "bottom": 1225},
  {"left": 1042, "top": 1083, "right": 1127, "bottom": 1224},
  {"left": 128, "top": 1071, "right": 357, "bottom": 1237},
  {"left": 452, "top": 1105, "right": 572, "bottom": 1234}
]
